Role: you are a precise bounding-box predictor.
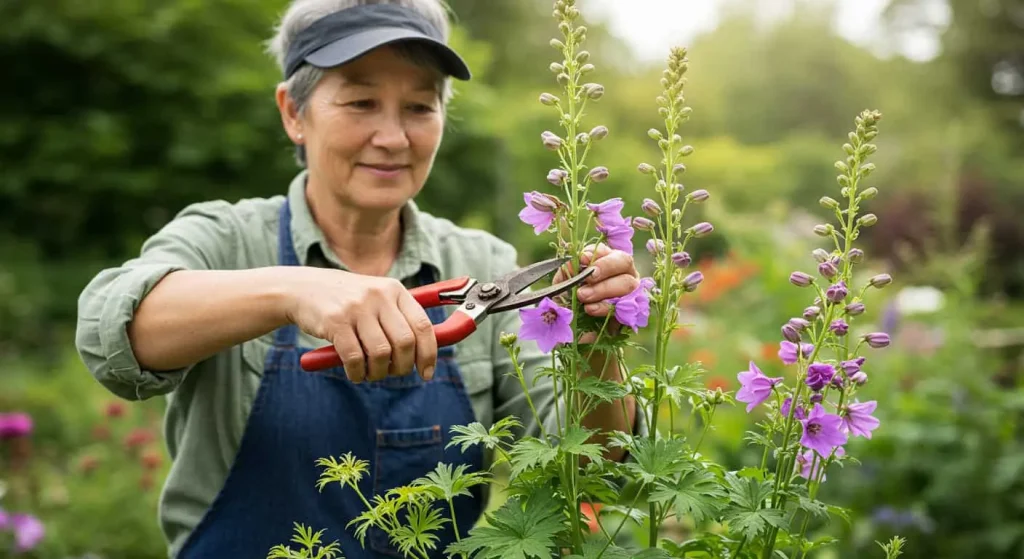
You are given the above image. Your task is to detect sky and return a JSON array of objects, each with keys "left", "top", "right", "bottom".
[{"left": 583, "top": 0, "right": 950, "bottom": 63}]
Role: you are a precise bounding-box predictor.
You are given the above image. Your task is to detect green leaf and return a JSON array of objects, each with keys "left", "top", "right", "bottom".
[
  {"left": 559, "top": 426, "right": 605, "bottom": 462},
  {"left": 315, "top": 453, "right": 370, "bottom": 492},
  {"left": 414, "top": 462, "right": 490, "bottom": 502},
  {"left": 509, "top": 437, "right": 558, "bottom": 477},
  {"left": 623, "top": 437, "right": 692, "bottom": 485},
  {"left": 448, "top": 417, "right": 520, "bottom": 452},
  {"left": 266, "top": 522, "right": 344, "bottom": 559},
  {"left": 389, "top": 500, "right": 448, "bottom": 558},
  {"left": 576, "top": 376, "right": 630, "bottom": 404},
  {"left": 650, "top": 470, "right": 727, "bottom": 524},
  {"left": 448, "top": 492, "right": 564, "bottom": 559},
  {"left": 722, "top": 473, "right": 787, "bottom": 539}
]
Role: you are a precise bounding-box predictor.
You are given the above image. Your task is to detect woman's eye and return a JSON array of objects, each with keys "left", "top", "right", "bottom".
[
  {"left": 347, "top": 99, "right": 376, "bottom": 109},
  {"left": 409, "top": 103, "right": 436, "bottom": 114}
]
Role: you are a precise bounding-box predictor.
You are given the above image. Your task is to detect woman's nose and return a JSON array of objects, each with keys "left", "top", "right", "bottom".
[{"left": 370, "top": 113, "right": 411, "bottom": 151}]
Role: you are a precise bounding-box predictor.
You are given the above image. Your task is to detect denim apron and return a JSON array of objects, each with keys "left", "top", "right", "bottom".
[{"left": 177, "top": 200, "right": 485, "bottom": 558}]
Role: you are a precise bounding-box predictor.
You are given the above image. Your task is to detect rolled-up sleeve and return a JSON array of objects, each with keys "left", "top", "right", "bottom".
[{"left": 75, "top": 201, "right": 240, "bottom": 401}]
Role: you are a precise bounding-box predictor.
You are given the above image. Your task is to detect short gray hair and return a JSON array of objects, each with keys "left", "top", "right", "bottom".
[{"left": 266, "top": 0, "right": 456, "bottom": 166}]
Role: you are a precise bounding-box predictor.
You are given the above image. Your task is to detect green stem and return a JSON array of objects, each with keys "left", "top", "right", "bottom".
[
  {"left": 448, "top": 498, "right": 462, "bottom": 542},
  {"left": 509, "top": 347, "right": 547, "bottom": 441}
]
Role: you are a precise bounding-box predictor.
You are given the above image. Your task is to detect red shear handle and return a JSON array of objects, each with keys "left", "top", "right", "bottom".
[{"left": 409, "top": 276, "right": 471, "bottom": 307}]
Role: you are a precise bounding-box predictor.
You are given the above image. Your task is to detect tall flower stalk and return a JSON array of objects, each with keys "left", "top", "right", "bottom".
[{"left": 290, "top": 3, "right": 905, "bottom": 559}]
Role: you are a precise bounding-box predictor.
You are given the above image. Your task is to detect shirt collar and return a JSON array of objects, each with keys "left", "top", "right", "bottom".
[{"left": 285, "top": 170, "right": 443, "bottom": 282}]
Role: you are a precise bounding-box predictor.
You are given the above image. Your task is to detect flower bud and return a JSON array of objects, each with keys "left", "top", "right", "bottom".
[
  {"left": 688, "top": 222, "right": 713, "bottom": 238},
  {"left": 576, "top": 51, "right": 590, "bottom": 63},
  {"left": 637, "top": 163, "right": 656, "bottom": 175},
  {"left": 580, "top": 63, "right": 595, "bottom": 74},
  {"left": 583, "top": 83, "right": 604, "bottom": 100},
  {"left": 841, "top": 357, "right": 865, "bottom": 375},
  {"left": 810, "top": 393, "right": 824, "bottom": 404},
  {"left": 586, "top": 166, "right": 608, "bottom": 183},
  {"left": 813, "top": 224, "right": 834, "bottom": 237},
  {"left": 671, "top": 208, "right": 681, "bottom": 222},
  {"left": 673, "top": 163, "right": 686, "bottom": 175},
  {"left": 539, "top": 93, "right": 559, "bottom": 106},
  {"left": 683, "top": 271, "right": 703, "bottom": 292},
  {"left": 857, "top": 213, "right": 878, "bottom": 227},
  {"left": 819, "top": 196, "right": 840, "bottom": 209},
  {"left": 848, "top": 248, "right": 865, "bottom": 263},
  {"left": 589, "top": 125, "right": 608, "bottom": 140},
  {"left": 830, "top": 319, "right": 849, "bottom": 336},
  {"left": 803, "top": 306, "right": 821, "bottom": 320},
  {"left": 641, "top": 198, "right": 662, "bottom": 217},
  {"left": 549, "top": 38, "right": 564, "bottom": 50},
  {"left": 782, "top": 324, "right": 802, "bottom": 343},
  {"left": 788, "top": 317, "right": 810, "bottom": 331},
  {"left": 499, "top": 332, "right": 518, "bottom": 348},
  {"left": 818, "top": 260, "right": 838, "bottom": 279},
  {"left": 547, "top": 169, "right": 567, "bottom": 186},
  {"left": 633, "top": 217, "right": 655, "bottom": 231},
  {"left": 812, "top": 248, "right": 830, "bottom": 263},
  {"left": 646, "top": 239, "right": 665, "bottom": 255},
  {"left": 527, "top": 192, "right": 559, "bottom": 212},
  {"left": 826, "top": 281, "right": 849, "bottom": 304},
  {"left": 686, "top": 189, "right": 709, "bottom": 203},
  {"left": 850, "top": 371, "right": 868, "bottom": 385},
  {"left": 863, "top": 332, "right": 890, "bottom": 349},
  {"left": 576, "top": 132, "right": 590, "bottom": 145},
  {"left": 550, "top": 62, "right": 564, "bottom": 74},
  {"left": 541, "top": 131, "right": 562, "bottom": 151},
  {"left": 671, "top": 184, "right": 684, "bottom": 195},
  {"left": 789, "top": 272, "right": 814, "bottom": 287},
  {"left": 859, "top": 187, "right": 878, "bottom": 200},
  {"left": 680, "top": 145, "right": 695, "bottom": 156},
  {"left": 648, "top": 128, "right": 663, "bottom": 140},
  {"left": 868, "top": 273, "right": 892, "bottom": 289},
  {"left": 845, "top": 302, "right": 866, "bottom": 316},
  {"left": 671, "top": 251, "right": 691, "bottom": 268}
]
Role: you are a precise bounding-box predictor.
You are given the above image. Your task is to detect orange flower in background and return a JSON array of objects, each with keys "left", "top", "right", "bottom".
[
  {"left": 141, "top": 449, "right": 162, "bottom": 470},
  {"left": 104, "top": 401, "right": 126, "bottom": 419},
  {"left": 706, "top": 375, "right": 729, "bottom": 391},
  {"left": 679, "top": 251, "right": 759, "bottom": 306},
  {"left": 760, "top": 342, "right": 778, "bottom": 362},
  {"left": 124, "top": 427, "right": 155, "bottom": 451},
  {"left": 689, "top": 348, "right": 717, "bottom": 369},
  {"left": 580, "top": 503, "right": 602, "bottom": 534}
]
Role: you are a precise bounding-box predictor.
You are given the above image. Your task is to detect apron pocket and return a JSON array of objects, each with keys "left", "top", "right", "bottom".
[{"left": 369, "top": 425, "right": 445, "bottom": 558}]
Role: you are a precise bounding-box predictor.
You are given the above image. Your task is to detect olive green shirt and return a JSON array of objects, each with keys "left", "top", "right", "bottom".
[{"left": 75, "top": 172, "right": 578, "bottom": 557}]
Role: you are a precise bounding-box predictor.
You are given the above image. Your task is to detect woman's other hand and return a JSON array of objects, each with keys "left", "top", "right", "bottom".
[{"left": 283, "top": 268, "right": 438, "bottom": 383}]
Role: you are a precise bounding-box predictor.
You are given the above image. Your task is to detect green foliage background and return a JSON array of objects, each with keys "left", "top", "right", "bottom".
[{"left": 1, "top": 0, "right": 1023, "bottom": 557}]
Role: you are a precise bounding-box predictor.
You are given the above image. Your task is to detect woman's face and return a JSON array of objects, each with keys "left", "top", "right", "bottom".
[{"left": 279, "top": 45, "right": 445, "bottom": 212}]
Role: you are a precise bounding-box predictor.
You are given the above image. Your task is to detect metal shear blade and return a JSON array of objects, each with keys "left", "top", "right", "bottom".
[{"left": 484, "top": 256, "right": 595, "bottom": 313}]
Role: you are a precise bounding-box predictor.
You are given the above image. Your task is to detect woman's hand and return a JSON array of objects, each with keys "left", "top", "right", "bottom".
[
  {"left": 283, "top": 268, "right": 438, "bottom": 383},
  {"left": 552, "top": 243, "right": 640, "bottom": 339}
]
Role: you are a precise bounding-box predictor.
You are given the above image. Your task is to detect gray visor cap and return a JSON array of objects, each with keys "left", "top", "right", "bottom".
[{"left": 304, "top": 27, "right": 472, "bottom": 80}]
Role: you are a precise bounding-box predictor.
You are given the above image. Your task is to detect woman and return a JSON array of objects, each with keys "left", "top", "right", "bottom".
[{"left": 75, "top": 0, "right": 641, "bottom": 557}]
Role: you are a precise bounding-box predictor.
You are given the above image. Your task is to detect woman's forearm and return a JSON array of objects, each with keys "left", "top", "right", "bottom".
[{"left": 127, "top": 267, "right": 295, "bottom": 371}]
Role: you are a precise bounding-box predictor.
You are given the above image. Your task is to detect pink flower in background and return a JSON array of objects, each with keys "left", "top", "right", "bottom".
[
  {"left": 0, "top": 413, "right": 32, "bottom": 439},
  {"left": 842, "top": 401, "right": 880, "bottom": 439},
  {"left": 519, "top": 297, "right": 574, "bottom": 353},
  {"left": 12, "top": 514, "right": 44, "bottom": 552}
]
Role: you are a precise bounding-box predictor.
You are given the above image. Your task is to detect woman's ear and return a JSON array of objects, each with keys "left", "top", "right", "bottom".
[{"left": 275, "top": 83, "right": 304, "bottom": 145}]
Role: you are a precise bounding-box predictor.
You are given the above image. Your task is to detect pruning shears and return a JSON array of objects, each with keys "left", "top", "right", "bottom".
[{"left": 299, "top": 256, "right": 594, "bottom": 372}]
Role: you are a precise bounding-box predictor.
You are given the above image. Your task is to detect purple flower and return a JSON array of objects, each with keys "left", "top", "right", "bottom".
[
  {"left": 608, "top": 277, "right": 654, "bottom": 332},
  {"left": 641, "top": 198, "right": 662, "bottom": 216},
  {"left": 800, "top": 403, "right": 848, "bottom": 457},
  {"left": 671, "top": 251, "right": 691, "bottom": 268},
  {"left": 850, "top": 371, "right": 868, "bottom": 384},
  {"left": 646, "top": 239, "right": 665, "bottom": 255},
  {"left": 0, "top": 413, "right": 33, "bottom": 439},
  {"left": 586, "top": 198, "right": 626, "bottom": 226},
  {"left": 519, "top": 297, "right": 574, "bottom": 353},
  {"left": 547, "top": 169, "right": 567, "bottom": 186},
  {"left": 736, "top": 361, "right": 783, "bottom": 412},
  {"left": 811, "top": 391, "right": 826, "bottom": 403},
  {"left": 790, "top": 272, "right": 814, "bottom": 287},
  {"left": 826, "top": 281, "right": 849, "bottom": 304},
  {"left": 597, "top": 220, "right": 635, "bottom": 254},
  {"left": 842, "top": 401, "right": 880, "bottom": 438},
  {"left": 519, "top": 192, "right": 556, "bottom": 234},
  {"left": 805, "top": 363, "right": 836, "bottom": 391},
  {"left": 632, "top": 217, "right": 655, "bottom": 231},
  {"left": 778, "top": 341, "right": 814, "bottom": 365},
  {"left": 863, "top": 332, "right": 890, "bottom": 349},
  {"left": 830, "top": 319, "right": 849, "bottom": 336},
  {"left": 683, "top": 271, "right": 703, "bottom": 292},
  {"left": 688, "top": 222, "right": 714, "bottom": 238},
  {"left": 848, "top": 248, "right": 864, "bottom": 263},
  {"left": 788, "top": 317, "right": 810, "bottom": 331},
  {"left": 781, "top": 397, "right": 806, "bottom": 420},
  {"left": 845, "top": 302, "right": 865, "bottom": 316},
  {"left": 803, "top": 306, "right": 821, "bottom": 320},
  {"left": 686, "top": 189, "right": 709, "bottom": 203},
  {"left": 588, "top": 166, "right": 609, "bottom": 182},
  {"left": 869, "top": 273, "right": 892, "bottom": 288},
  {"left": 10, "top": 513, "right": 45, "bottom": 552},
  {"left": 782, "top": 324, "right": 802, "bottom": 343},
  {"left": 796, "top": 447, "right": 845, "bottom": 481},
  {"left": 818, "top": 260, "right": 838, "bottom": 279},
  {"left": 840, "top": 357, "right": 865, "bottom": 375}
]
